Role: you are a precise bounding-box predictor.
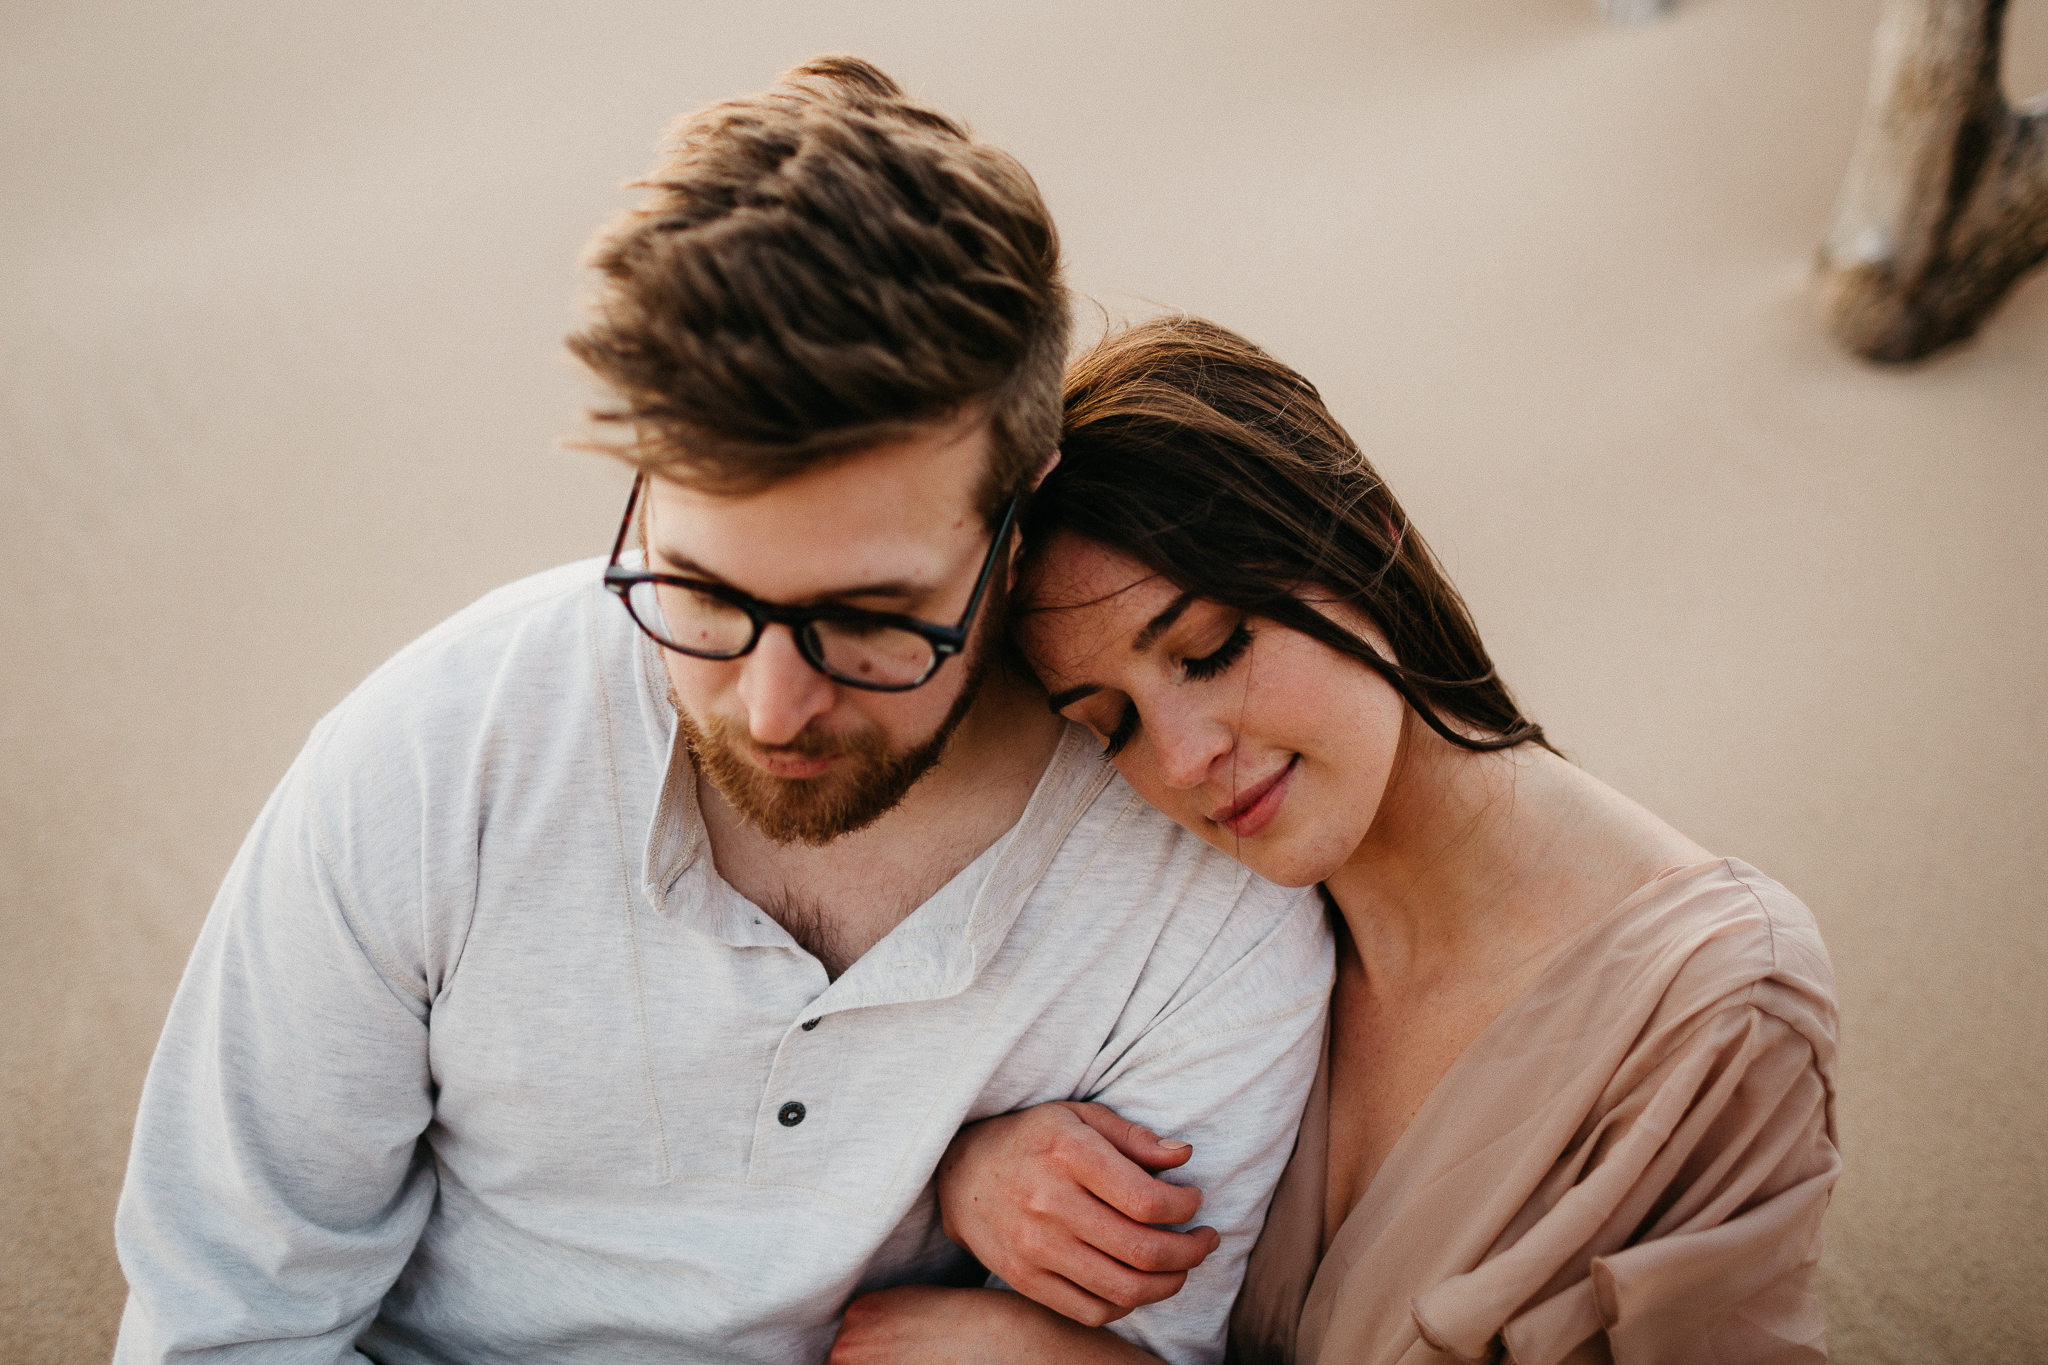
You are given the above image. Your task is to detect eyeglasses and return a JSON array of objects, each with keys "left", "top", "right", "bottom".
[{"left": 603, "top": 473, "right": 1020, "bottom": 692}]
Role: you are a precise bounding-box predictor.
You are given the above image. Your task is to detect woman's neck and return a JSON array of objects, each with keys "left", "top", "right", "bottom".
[{"left": 1320, "top": 725, "right": 1707, "bottom": 993}]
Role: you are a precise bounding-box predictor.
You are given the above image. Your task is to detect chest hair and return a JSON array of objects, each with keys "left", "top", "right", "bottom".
[{"left": 761, "top": 889, "right": 859, "bottom": 980}]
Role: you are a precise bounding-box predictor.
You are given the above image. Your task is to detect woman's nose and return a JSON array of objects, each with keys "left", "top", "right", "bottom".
[
  {"left": 736, "top": 625, "right": 836, "bottom": 745},
  {"left": 1152, "top": 709, "right": 1234, "bottom": 790}
]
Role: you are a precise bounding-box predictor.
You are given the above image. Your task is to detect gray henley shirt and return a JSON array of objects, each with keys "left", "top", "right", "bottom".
[{"left": 112, "top": 559, "right": 1333, "bottom": 1365}]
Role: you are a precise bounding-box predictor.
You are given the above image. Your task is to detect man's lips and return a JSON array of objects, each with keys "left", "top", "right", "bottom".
[
  {"left": 1208, "top": 755, "right": 1299, "bottom": 839},
  {"left": 746, "top": 747, "right": 841, "bottom": 780}
]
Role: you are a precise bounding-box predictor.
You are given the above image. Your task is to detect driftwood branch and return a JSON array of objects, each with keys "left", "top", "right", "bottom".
[{"left": 1819, "top": 0, "right": 2048, "bottom": 362}]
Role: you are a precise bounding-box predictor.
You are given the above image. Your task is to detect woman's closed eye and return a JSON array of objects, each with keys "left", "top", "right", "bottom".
[
  {"left": 1088, "top": 621, "right": 1254, "bottom": 759},
  {"left": 1101, "top": 702, "right": 1140, "bottom": 758},
  {"left": 1181, "top": 621, "right": 1253, "bottom": 681}
]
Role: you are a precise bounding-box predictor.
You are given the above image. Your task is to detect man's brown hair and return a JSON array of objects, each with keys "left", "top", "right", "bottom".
[{"left": 567, "top": 56, "right": 1067, "bottom": 521}]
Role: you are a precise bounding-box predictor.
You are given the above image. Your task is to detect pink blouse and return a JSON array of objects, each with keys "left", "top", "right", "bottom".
[{"left": 1228, "top": 859, "right": 1840, "bottom": 1365}]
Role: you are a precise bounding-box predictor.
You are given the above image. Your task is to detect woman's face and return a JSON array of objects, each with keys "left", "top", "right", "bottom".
[{"left": 1016, "top": 531, "right": 1408, "bottom": 888}]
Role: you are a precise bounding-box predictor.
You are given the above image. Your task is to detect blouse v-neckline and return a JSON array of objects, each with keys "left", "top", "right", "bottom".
[{"left": 1319, "top": 859, "right": 1723, "bottom": 1259}]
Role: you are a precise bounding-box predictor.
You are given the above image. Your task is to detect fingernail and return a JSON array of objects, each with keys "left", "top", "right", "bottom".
[{"left": 1159, "top": 1139, "right": 1190, "bottom": 1150}]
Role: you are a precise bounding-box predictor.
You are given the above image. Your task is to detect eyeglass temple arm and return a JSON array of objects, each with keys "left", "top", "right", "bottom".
[
  {"left": 952, "top": 494, "right": 1022, "bottom": 638},
  {"left": 609, "top": 473, "right": 646, "bottom": 564}
]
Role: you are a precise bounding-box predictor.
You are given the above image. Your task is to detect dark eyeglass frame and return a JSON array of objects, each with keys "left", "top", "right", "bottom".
[{"left": 602, "top": 473, "right": 1020, "bottom": 693}]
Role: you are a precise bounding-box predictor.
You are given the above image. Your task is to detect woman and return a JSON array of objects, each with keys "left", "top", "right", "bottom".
[{"left": 832, "top": 317, "right": 1839, "bottom": 1364}]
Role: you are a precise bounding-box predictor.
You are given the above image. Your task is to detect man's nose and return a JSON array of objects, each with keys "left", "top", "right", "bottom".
[
  {"left": 1153, "top": 708, "right": 1234, "bottom": 790},
  {"left": 735, "top": 625, "right": 836, "bottom": 745}
]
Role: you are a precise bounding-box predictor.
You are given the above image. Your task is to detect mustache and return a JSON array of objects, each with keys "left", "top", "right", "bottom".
[{"left": 701, "top": 713, "right": 882, "bottom": 766}]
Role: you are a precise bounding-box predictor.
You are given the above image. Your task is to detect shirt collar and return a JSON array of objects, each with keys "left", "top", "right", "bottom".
[{"left": 632, "top": 629, "right": 1116, "bottom": 1005}]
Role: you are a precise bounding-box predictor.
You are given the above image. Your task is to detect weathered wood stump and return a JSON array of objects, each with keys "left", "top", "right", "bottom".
[{"left": 1819, "top": 0, "right": 2048, "bottom": 362}]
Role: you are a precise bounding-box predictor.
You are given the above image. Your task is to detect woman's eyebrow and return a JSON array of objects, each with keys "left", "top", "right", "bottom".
[
  {"left": 1131, "top": 592, "right": 1197, "bottom": 652},
  {"left": 1045, "top": 591, "right": 1196, "bottom": 712}
]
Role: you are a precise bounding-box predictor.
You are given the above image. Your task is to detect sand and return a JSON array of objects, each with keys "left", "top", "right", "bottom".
[{"left": 2, "top": 1, "right": 2042, "bottom": 1360}]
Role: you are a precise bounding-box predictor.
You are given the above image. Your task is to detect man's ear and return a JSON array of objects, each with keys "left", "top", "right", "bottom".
[
  {"left": 1027, "top": 449, "right": 1061, "bottom": 492},
  {"left": 1003, "top": 451, "right": 1059, "bottom": 590}
]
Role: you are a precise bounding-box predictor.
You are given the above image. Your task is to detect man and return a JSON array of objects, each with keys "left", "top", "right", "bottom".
[{"left": 113, "top": 57, "right": 1331, "bottom": 1365}]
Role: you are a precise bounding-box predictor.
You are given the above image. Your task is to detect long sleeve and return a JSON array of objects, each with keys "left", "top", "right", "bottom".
[
  {"left": 113, "top": 713, "right": 447, "bottom": 1362},
  {"left": 1080, "top": 881, "right": 1335, "bottom": 1365}
]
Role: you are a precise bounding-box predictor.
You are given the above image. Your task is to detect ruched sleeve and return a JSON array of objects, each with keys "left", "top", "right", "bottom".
[{"left": 1418, "top": 997, "right": 1837, "bottom": 1365}]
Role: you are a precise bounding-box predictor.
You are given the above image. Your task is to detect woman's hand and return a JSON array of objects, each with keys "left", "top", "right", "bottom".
[
  {"left": 830, "top": 1286, "right": 1161, "bottom": 1365},
  {"left": 937, "top": 1101, "right": 1223, "bottom": 1326}
]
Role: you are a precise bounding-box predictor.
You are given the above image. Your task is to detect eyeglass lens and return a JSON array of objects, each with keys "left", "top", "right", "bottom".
[{"left": 623, "top": 580, "right": 939, "bottom": 687}]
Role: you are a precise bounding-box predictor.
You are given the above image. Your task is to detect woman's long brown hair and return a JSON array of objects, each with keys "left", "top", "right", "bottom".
[{"left": 1023, "top": 316, "right": 1547, "bottom": 754}]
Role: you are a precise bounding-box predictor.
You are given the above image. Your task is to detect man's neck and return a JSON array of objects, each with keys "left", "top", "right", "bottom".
[{"left": 696, "top": 664, "right": 1067, "bottom": 977}]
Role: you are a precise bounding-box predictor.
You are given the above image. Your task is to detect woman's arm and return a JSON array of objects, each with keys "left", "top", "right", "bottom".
[
  {"left": 935, "top": 1101, "right": 1222, "bottom": 1324},
  {"left": 830, "top": 1287, "right": 1165, "bottom": 1365}
]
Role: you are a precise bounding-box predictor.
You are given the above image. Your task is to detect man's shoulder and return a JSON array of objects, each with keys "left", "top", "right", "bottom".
[
  {"left": 316, "top": 558, "right": 617, "bottom": 732},
  {"left": 1072, "top": 759, "right": 1314, "bottom": 921},
  {"left": 1049, "top": 756, "right": 1328, "bottom": 1007},
  {"left": 1038, "top": 763, "right": 1330, "bottom": 1092},
  {"left": 358, "top": 557, "right": 609, "bottom": 689},
  {"left": 287, "top": 557, "right": 646, "bottom": 813}
]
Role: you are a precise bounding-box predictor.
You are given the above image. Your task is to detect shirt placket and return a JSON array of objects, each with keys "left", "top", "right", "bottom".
[{"left": 746, "top": 1010, "right": 841, "bottom": 1189}]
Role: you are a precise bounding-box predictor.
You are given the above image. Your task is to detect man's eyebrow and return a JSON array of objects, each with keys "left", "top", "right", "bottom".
[
  {"left": 651, "top": 549, "right": 729, "bottom": 585},
  {"left": 1131, "top": 592, "right": 1197, "bottom": 652},
  {"left": 649, "top": 546, "right": 923, "bottom": 601}
]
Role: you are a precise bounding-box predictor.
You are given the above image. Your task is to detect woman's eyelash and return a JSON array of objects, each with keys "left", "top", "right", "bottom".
[
  {"left": 1102, "top": 704, "right": 1139, "bottom": 758},
  {"left": 1182, "top": 622, "right": 1253, "bottom": 681}
]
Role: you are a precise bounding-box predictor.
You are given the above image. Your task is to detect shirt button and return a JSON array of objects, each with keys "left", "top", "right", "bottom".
[
  {"left": 801, "top": 1018, "right": 821, "bottom": 1031},
  {"left": 778, "top": 1101, "right": 807, "bottom": 1127}
]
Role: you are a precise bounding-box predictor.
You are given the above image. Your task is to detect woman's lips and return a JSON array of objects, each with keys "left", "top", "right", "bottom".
[{"left": 1210, "top": 755, "right": 1299, "bottom": 839}]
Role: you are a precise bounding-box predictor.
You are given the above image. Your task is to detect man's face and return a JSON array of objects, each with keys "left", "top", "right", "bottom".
[{"left": 641, "top": 415, "right": 1005, "bottom": 845}]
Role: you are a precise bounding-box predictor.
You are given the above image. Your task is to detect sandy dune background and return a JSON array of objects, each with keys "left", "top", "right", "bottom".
[{"left": 3, "top": 0, "right": 2043, "bottom": 1360}]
